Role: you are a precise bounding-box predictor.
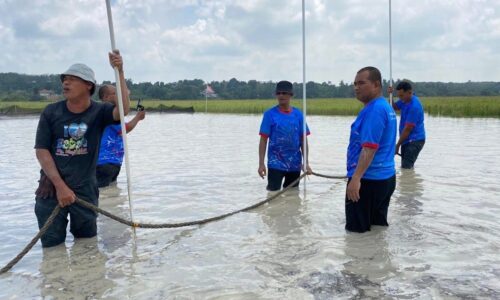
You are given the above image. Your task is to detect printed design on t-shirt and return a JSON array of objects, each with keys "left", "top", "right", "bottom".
[
  {"left": 56, "top": 122, "right": 89, "bottom": 156},
  {"left": 99, "top": 126, "right": 124, "bottom": 163},
  {"left": 268, "top": 116, "right": 302, "bottom": 171},
  {"left": 347, "top": 122, "right": 361, "bottom": 169}
]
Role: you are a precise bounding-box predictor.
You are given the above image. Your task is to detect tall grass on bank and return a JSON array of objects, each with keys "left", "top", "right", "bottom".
[
  {"left": 144, "top": 99, "right": 364, "bottom": 115},
  {"left": 1, "top": 96, "right": 499, "bottom": 118},
  {"left": 421, "top": 97, "right": 500, "bottom": 118}
]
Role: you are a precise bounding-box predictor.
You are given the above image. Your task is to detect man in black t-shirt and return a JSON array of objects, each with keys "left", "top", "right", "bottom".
[{"left": 34, "top": 50, "right": 130, "bottom": 247}]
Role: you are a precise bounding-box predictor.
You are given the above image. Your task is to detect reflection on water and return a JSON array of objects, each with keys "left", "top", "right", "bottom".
[
  {"left": 260, "top": 189, "right": 309, "bottom": 237},
  {"left": 341, "top": 230, "right": 397, "bottom": 298},
  {"left": 396, "top": 169, "right": 424, "bottom": 217},
  {"left": 39, "top": 238, "right": 114, "bottom": 299},
  {"left": 0, "top": 114, "right": 499, "bottom": 299}
]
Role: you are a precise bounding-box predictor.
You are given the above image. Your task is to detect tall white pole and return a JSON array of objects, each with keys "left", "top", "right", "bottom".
[
  {"left": 205, "top": 83, "right": 208, "bottom": 113},
  {"left": 301, "top": 0, "right": 308, "bottom": 184},
  {"left": 389, "top": 0, "right": 394, "bottom": 105},
  {"left": 105, "top": 0, "right": 134, "bottom": 224}
]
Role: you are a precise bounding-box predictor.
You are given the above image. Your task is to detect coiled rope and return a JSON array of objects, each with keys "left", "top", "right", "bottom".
[{"left": 1, "top": 172, "right": 346, "bottom": 274}]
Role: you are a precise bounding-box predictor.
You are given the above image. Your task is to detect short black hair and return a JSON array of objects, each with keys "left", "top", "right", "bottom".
[
  {"left": 357, "top": 66, "right": 382, "bottom": 87},
  {"left": 98, "top": 85, "right": 112, "bottom": 100},
  {"left": 275, "top": 80, "right": 294, "bottom": 95},
  {"left": 396, "top": 81, "right": 412, "bottom": 92}
]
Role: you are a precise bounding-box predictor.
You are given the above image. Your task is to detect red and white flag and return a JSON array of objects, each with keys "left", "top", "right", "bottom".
[{"left": 205, "top": 85, "right": 215, "bottom": 95}]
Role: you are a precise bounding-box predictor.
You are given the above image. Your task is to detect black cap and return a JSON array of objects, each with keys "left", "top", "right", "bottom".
[
  {"left": 275, "top": 80, "right": 293, "bottom": 94},
  {"left": 396, "top": 81, "right": 412, "bottom": 91}
]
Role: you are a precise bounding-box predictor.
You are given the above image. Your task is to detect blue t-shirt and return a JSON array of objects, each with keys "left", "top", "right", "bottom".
[
  {"left": 347, "top": 97, "right": 397, "bottom": 180},
  {"left": 395, "top": 95, "right": 426, "bottom": 144},
  {"left": 259, "top": 106, "right": 310, "bottom": 172},
  {"left": 97, "top": 123, "right": 124, "bottom": 166}
]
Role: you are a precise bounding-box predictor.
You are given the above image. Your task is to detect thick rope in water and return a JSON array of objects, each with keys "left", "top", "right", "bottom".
[
  {"left": 311, "top": 171, "right": 347, "bottom": 180},
  {"left": 77, "top": 173, "right": 306, "bottom": 228},
  {"left": 0, "top": 205, "right": 61, "bottom": 274},
  {"left": 0, "top": 171, "right": 346, "bottom": 274}
]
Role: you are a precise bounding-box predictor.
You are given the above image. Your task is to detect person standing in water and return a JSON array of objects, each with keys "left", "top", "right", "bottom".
[
  {"left": 34, "top": 50, "right": 130, "bottom": 247},
  {"left": 258, "top": 80, "right": 312, "bottom": 191},
  {"left": 345, "top": 66, "right": 397, "bottom": 233}
]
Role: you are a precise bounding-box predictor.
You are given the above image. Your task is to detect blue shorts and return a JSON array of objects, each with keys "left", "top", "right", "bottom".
[{"left": 34, "top": 196, "right": 98, "bottom": 247}]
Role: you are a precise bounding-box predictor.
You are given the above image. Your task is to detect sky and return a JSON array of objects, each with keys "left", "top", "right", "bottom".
[{"left": 1, "top": 0, "right": 499, "bottom": 84}]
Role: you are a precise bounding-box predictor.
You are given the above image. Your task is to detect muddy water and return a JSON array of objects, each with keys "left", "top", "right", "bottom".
[{"left": 0, "top": 113, "right": 498, "bottom": 299}]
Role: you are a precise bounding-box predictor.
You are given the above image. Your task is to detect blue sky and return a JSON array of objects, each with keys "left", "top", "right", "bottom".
[{"left": 0, "top": 0, "right": 499, "bottom": 84}]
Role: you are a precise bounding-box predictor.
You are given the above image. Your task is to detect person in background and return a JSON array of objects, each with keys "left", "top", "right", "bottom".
[
  {"left": 345, "top": 66, "right": 397, "bottom": 233},
  {"left": 389, "top": 81, "right": 426, "bottom": 169},
  {"left": 96, "top": 85, "right": 145, "bottom": 188},
  {"left": 258, "top": 80, "right": 312, "bottom": 191},
  {"left": 34, "top": 50, "right": 130, "bottom": 247}
]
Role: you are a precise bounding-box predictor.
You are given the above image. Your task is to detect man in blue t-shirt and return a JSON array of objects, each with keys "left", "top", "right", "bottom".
[
  {"left": 389, "top": 81, "right": 426, "bottom": 169},
  {"left": 345, "top": 66, "right": 397, "bottom": 233},
  {"left": 96, "top": 85, "right": 146, "bottom": 187},
  {"left": 258, "top": 80, "right": 312, "bottom": 191}
]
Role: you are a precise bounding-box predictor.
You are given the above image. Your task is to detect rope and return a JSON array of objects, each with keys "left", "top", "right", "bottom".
[
  {"left": 0, "top": 205, "right": 60, "bottom": 274},
  {"left": 311, "top": 171, "right": 347, "bottom": 179},
  {"left": 76, "top": 173, "right": 306, "bottom": 228},
  {"left": 1, "top": 171, "right": 346, "bottom": 274}
]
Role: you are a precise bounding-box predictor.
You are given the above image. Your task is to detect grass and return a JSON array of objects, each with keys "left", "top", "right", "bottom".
[
  {"left": 1, "top": 96, "right": 500, "bottom": 118},
  {"left": 421, "top": 97, "right": 500, "bottom": 118},
  {"left": 141, "top": 99, "right": 364, "bottom": 115}
]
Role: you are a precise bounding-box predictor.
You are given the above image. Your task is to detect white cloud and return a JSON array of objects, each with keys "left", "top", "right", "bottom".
[{"left": 0, "top": 0, "right": 499, "bottom": 84}]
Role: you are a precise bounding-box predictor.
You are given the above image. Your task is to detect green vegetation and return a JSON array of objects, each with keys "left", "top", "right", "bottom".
[
  {"left": 2, "top": 72, "right": 500, "bottom": 101},
  {"left": 1, "top": 97, "right": 499, "bottom": 118},
  {"left": 150, "top": 99, "right": 364, "bottom": 115},
  {"left": 421, "top": 97, "right": 500, "bottom": 118}
]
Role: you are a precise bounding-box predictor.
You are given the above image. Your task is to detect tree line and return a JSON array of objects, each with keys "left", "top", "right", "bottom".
[{"left": 1, "top": 72, "right": 499, "bottom": 101}]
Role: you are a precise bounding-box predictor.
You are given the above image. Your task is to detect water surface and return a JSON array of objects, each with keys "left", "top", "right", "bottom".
[{"left": 0, "top": 113, "right": 499, "bottom": 299}]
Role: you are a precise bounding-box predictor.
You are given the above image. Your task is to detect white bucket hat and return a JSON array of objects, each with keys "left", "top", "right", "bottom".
[{"left": 60, "top": 63, "right": 96, "bottom": 94}]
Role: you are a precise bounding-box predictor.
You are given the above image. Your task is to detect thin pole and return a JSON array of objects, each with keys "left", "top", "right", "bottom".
[
  {"left": 205, "top": 83, "right": 208, "bottom": 113},
  {"left": 105, "top": 0, "right": 134, "bottom": 224},
  {"left": 389, "top": 0, "right": 393, "bottom": 105},
  {"left": 301, "top": 0, "right": 308, "bottom": 186}
]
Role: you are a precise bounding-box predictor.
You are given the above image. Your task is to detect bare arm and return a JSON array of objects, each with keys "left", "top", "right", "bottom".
[
  {"left": 346, "top": 147, "right": 377, "bottom": 202},
  {"left": 125, "top": 111, "right": 146, "bottom": 133},
  {"left": 109, "top": 50, "right": 130, "bottom": 120},
  {"left": 258, "top": 136, "right": 267, "bottom": 178},
  {"left": 387, "top": 86, "right": 400, "bottom": 111},
  {"left": 36, "top": 149, "right": 75, "bottom": 207},
  {"left": 396, "top": 125, "right": 413, "bottom": 154}
]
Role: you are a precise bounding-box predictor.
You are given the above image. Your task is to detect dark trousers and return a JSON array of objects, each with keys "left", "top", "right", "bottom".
[
  {"left": 267, "top": 168, "right": 301, "bottom": 191},
  {"left": 96, "top": 164, "right": 121, "bottom": 188},
  {"left": 401, "top": 140, "right": 425, "bottom": 169},
  {"left": 345, "top": 175, "right": 396, "bottom": 233},
  {"left": 34, "top": 196, "right": 98, "bottom": 247}
]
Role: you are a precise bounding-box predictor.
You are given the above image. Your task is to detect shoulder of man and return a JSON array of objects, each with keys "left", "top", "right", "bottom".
[
  {"left": 263, "top": 105, "right": 278, "bottom": 115},
  {"left": 412, "top": 94, "right": 423, "bottom": 104},
  {"left": 40, "top": 100, "right": 65, "bottom": 118}
]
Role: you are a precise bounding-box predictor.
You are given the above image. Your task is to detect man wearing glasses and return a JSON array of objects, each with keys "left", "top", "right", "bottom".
[{"left": 258, "top": 80, "right": 312, "bottom": 191}]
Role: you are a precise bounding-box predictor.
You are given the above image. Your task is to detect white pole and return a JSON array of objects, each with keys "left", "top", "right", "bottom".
[
  {"left": 389, "top": 0, "right": 394, "bottom": 105},
  {"left": 205, "top": 83, "right": 208, "bottom": 113},
  {"left": 105, "top": 0, "right": 134, "bottom": 224},
  {"left": 301, "top": 0, "right": 308, "bottom": 184}
]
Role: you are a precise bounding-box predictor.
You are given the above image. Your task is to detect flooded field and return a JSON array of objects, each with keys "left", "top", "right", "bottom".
[{"left": 0, "top": 113, "right": 499, "bottom": 299}]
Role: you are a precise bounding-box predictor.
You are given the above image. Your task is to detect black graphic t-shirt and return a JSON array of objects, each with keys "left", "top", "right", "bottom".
[{"left": 35, "top": 100, "right": 115, "bottom": 201}]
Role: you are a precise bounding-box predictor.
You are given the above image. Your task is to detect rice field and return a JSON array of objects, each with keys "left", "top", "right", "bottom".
[{"left": 1, "top": 96, "right": 499, "bottom": 118}]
